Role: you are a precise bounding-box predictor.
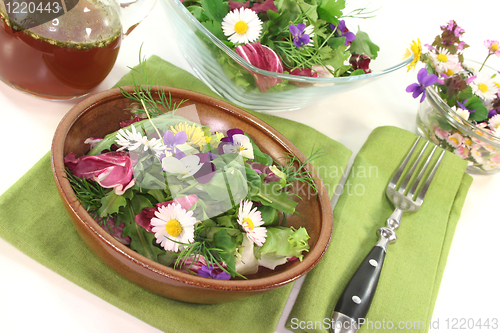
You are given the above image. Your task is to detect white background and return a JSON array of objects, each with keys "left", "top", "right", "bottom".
[{"left": 1, "top": 0, "right": 499, "bottom": 332}]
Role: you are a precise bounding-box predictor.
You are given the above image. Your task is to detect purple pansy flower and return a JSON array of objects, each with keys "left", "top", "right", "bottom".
[
  {"left": 163, "top": 130, "right": 187, "bottom": 158},
  {"left": 289, "top": 23, "right": 310, "bottom": 48},
  {"left": 221, "top": 128, "right": 245, "bottom": 143},
  {"left": 219, "top": 128, "right": 254, "bottom": 159},
  {"left": 406, "top": 68, "right": 438, "bottom": 103},
  {"left": 330, "top": 20, "right": 355, "bottom": 45},
  {"left": 197, "top": 264, "right": 231, "bottom": 280}
]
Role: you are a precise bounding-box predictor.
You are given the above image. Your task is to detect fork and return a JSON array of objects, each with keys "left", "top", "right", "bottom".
[{"left": 330, "top": 137, "right": 445, "bottom": 333}]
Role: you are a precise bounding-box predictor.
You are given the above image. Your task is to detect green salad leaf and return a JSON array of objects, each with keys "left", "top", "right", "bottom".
[{"left": 257, "top": 226, "right": 310, "bottom": 260}]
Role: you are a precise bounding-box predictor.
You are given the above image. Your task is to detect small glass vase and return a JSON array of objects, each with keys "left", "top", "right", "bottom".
[{"left": 416, "top": 85, "right": 500, "bottom": 175}]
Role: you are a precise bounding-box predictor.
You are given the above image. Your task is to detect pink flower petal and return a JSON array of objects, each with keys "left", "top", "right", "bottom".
[
  {"left": 235, "top": 42, "right": 284, "bottom": 92},
  {"left": 65, "top": 151, "right": 135, "bottom": 195}
]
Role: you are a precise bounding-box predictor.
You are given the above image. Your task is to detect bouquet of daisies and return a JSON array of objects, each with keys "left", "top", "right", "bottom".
[
  {"left": 64, "top": 81, "right": 317, "bottom": 279},
  {"left": 406, "top": 20, "right": 500, "bottom": 171},
  {"left": 181, "top": 0, "right": 379, "bottom": 92}
]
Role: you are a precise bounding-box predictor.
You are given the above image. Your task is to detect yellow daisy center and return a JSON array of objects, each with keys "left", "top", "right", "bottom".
[
  {"left": 449, "top": 137, "right": 459, "bottom": 145},
  {"left": 465, "top": 138, "right": 472, "bottom": 146},
  {"left": 234, "top": 21, "right": 248, "bottom": 35},
  {"left": 492, "top": 44, "right": 499, "bottom": 52},
  {"left": 243, "top": 218, "right": 255, "bottom": 231},
  {"left": 494, "top": 82, "right": 500, "bottom": 88},
  {"left": 437, "top": 53, "right": 448, "bottom": 63},
  {"left": 445, "top": 69, "right": 454, "bottom": 76},
  {"left": 166, "top": 219, "right": 182, "bottom": 237},
  {"left": 478, "top": 83, "right": 489, "bottom": 93}
]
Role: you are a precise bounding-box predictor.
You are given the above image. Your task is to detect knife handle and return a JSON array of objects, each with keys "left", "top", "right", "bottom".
[{"left": 331, "top": 245, "right": 386, "bottom": 333}]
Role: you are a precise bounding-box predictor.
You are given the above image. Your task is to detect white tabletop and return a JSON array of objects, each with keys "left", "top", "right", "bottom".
[{"left": 1, "top": 0, "right": 499, "bottom": 332}]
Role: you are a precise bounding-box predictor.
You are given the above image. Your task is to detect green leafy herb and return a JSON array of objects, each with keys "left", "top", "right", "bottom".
[
  {"left": 349, "top": 28, "right": 380, "bottom": 59},
  {"left": 65, "top": 169, "right": 109, "bottom": 215},
  {"left": 317, "top": 0, "right": 345, "bottom": 25}
]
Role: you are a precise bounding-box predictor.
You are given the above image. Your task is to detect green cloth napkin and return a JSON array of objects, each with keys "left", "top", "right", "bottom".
[
  {"left": 286, "top": 126, "right": 473, "bottom": 333},
  {"left": 0, "top": 56, "right": 352, "bottom": 333}
]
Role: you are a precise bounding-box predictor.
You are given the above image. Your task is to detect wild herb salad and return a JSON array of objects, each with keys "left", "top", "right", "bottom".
[
  {"left": 180, "top": 0, "right": 379, "bottom": 92},
  {"left": 64, "top": 68, "right": 320, "bottom": 279}
]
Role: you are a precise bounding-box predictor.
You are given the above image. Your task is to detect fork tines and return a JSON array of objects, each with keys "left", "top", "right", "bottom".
[{"left": 391, "top": 137, "right": 445, "bottom": 204}]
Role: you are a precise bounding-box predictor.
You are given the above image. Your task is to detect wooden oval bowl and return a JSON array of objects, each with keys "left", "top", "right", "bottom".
[{"left": 51, "top": 86, "right": 333, "bottom": 304}]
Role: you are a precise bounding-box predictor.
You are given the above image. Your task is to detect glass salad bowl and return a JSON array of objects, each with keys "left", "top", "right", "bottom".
[
  {"left": 417, "top": 85, "right": 500, "bottom": 175},
  {"left": 161, "top": 0, "right": 413, "bottom": 112}
]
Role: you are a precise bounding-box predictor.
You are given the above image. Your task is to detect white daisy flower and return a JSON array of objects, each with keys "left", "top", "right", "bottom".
[
  {"left": 222, "top": 134, "right": 254, "bottom": 159},
  {"left": 434, "top": 127, "right": 450, "bottom": 140},
  {"left": 237, "top": 200, "right": 267, "bottom": 246},
  {"left": 442, "top": 61, "right": 463, "bottom": 77},
  {"left": 471, "top": 72, "right": 498, "bottom": 102},
  {"left": 428, "top": 48, "right": 460, "bottom": 75},
  {"left": 454, "top": 146, "right": 470, "bottom": 159},
  {"left": 446, "top": 132, "right": 464, "bottom": 148},
  {"left": 151, "top": 203, "right": 197, "bottom": 252},
  {"left": 488, "top": 114, "right": 500, "bottom": 134},
  {"left": 470, "top": 144, "right": 484, "bottom": 164},
  {"left": 146, "top": 138, "right": 167, "bottom": 158},
  {"left": 115, "top": 125, "right": 167, "bottom": 158},
  {"left": 451, "top": 106, "right": 470, "bottom": 123},
  {"left": 116, "top": 125, "right": 148, "bottom": 151},
  {"left": 222, "top": 8, "right": 263, "bottom": 44}
]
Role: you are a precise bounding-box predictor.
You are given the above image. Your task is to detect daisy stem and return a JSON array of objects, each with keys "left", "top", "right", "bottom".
[
  {"left": 479, "top": 54, "right": 491, "bottom": 72},
  {"left": 177, "top": 182, "right": 199, "bottom": 195},
  {"left": 140, "top": 98, "right": 162, "bottom": 139}
]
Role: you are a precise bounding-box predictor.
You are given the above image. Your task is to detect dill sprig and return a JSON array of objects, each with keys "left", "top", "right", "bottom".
[
  {"left": 120, "top": 48, "right": 187, "bottom": 117},
  {"left": 342, "top": 6, "right": 379, "bottom": 19},
  {"left": 275, "top": 39, "right": 326, "bottom": 71},
  {"left": 65, "top": 168, "right": 113, "bottom": 229},
  {"left": 278, "top": 147, "right": 328, "bottom": 194},
  {"left": 65, "top": 168, "right": 107, "bottom": 212}
]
